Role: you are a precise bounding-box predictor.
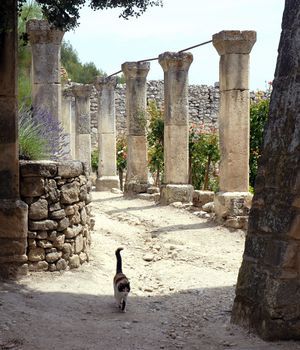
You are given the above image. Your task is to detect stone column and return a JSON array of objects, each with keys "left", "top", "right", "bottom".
[
  {"left": 95, "top": 77, "right": 120, "bottom": 191},
  {"left": 158, "top": 52, "right": 194, "bottom": 205},
  {"left": 212, "top": 31, "right": 256, "bottom": 225},
  {"left": 121, "top": 62, "right": 150, "bottom": 194},
  {"left": 0, "top": 0, "right": 28, "bottom": 278},
  {"left": 61, "top": 86, "right": 75, "bottom": 159},
  {"left": 26, "top": 19, "right": 64, "bottom": 122},
  {"left": 72, "top": 85, "right": 92, "bottom": 171}
]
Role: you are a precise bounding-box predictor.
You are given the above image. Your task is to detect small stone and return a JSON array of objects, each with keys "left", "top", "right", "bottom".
[
  {"left": 36, "top": 231, "right": 48, "bottom": 239},
  {"left": 111, "top": 188, "right": 122, "bottom": 194},
  {"left": 29, "top": 198, "right": 48, "bottom": 220},
  {"left": 46, "top": 251, "right": 62, "bottom": 263},
  {"left": 28, "top": 231, "right": 37, "bottom": 239},
  {"left": 48, "top": 263, "right": 57, "bottom": 272},
  {"left": 64, "top": 224, "right": 83, "bottom": 238},
  {"left": 64, "top": 205, "right": 75, "bottom": 215},
  {"left": 37, "top": 240, "right": 53, "bottom": 249},
  {"left": 62, "top": 243, "right": 73, "bottom": 260},
  {"left": 79, "top": 252, "right": 87, "bottom": 264},
  {"left": 143, "top": 253, "right": 154, "bottom": 262},
  {"left": 28, "top": 247, "right": 45, "bottom": 262},
  {"left": 50, "top": 209, "right": 66, "bottom": 220},
  {"left": 56, "top": 258, "right": 67, "bottom": 271},
  {"left": 57, "top": 217, "right": 70, "bottom": 231},
  {"left": 29, "top": 219, "right": 58, "bottom": 231},
  {"left": 53, "top": 234, "right": 65, "bottom": 249},
  {"left": 28, "top": 261, "right": 48, "bottom": 272},
  {"left": 170, "top": 202, "right": 183, "bottom": 208},
  {"left": 69, "top": 255, "right": 80, "bottom": 269},
  {"left": 202, "top": 201, "right": 215, "bottom": 213}
]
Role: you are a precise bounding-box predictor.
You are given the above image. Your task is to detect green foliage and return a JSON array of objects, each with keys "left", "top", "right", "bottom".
[
  {"left": 116, "top": 135, "right": 127, "bottom": 172},
  {"left": 249, "top": 95, "right": 270, "bottom": 187},
  {"left": 91, "top": 149, "right": 99, "bottom": 173},
  {"left": 147, "top": 100, "right": 164, "bottom": 186},
  {"left": 19, "top": 107, "right": 69, "bottom": 160},
  {"left": 189, "top": 125, "right": 220, "bottom": 191},
  {"left": 117, "top": 74, "right": 126, "bottom": 84},
  {"left": 18, "top": 1, "right": 43, "bottom": 106},
  {"left": 19, "top": 109, "right": 49, "bottom": 160},
  {"left": 17, "top": 1, "right": 163, "bottom": 32},
  {"left": 61, "top": 41, "right": 106, "bottom": 83}
]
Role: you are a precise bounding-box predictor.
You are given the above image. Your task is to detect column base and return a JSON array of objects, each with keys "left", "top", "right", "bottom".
[
  {"left": 124, "top": 181, "right": 149, "bottom": 196},
  {"left": 0, "top": 199, "right": 28, "bottom": 279},
  {"left": 95, "top": 176, "right": 120, "bottom": 192},
  {"left": 160, "top": 184, "right": 194, "bottom": 205},
  {"left": 214, "top": 191, "right": 253, "bottom": 229}
]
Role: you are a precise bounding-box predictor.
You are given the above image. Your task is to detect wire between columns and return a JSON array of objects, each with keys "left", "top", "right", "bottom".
[{"left": 105, "top": 39, "right": 212, "bottom": 78}]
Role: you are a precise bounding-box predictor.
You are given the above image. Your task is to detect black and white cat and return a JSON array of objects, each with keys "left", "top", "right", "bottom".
[{"left": 113, "top": 248, "right": 130, "bottom": 312}]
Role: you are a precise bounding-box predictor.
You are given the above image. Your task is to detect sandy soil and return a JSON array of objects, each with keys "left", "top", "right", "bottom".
[{"left": 0, "top": 191, "right": 300, "bottom": 350}]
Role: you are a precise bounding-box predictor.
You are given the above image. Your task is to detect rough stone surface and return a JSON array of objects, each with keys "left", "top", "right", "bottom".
[
  {"left": 29, "top": 199, "right": 48, "bottom": 220},
  {"left": 231, "top": 4, "right": 300, "bottom": 340},
  {"left": 69, "top": 255, "right": 80, "bottom": 269},
  {"left": 88, "top": 81, "right": 220, "bottom": 148},
  {"left": 19, "top": 161, "right": 93, "bottom": 272},
  {"left": 160, "top": 184, "right": 194, "bottom": 205},
  {"left": 58, "top": 161, "right": 83, "bottom": 178},
  {"left": 193, "top": 190, "right": 215, "bottom": 208}
]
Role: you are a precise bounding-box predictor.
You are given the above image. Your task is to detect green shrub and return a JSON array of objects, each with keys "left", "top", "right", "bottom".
[
  {"left": 189, "top": 125, "right": 220, "bottom": 191},
  {"left": 91, "top": 149, "right": 99, "bottom": 173},
  {"left": 249, "top": 95, "right": 270, "bottom": 187},
  {"left": 19, "top": 108, "right": 69, "bottom": 160},
  {"left": 147, "top": 100, "right": 164, "bottom": 186},
  {"left": 19, "top": 110, "right": 49, "bottom": 160}
]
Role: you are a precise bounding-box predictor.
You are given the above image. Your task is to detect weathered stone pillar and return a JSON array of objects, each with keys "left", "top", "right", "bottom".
[
  {"left": 72, "top": 85, "right": 92, "bottom": 171},
  {"left": 212, "top": 31, "right": 256, "bottom": 224},
  {"left": 121, "top": 62, "right": 150, "bottom": 194},
  {"left": 158, "top": 52, "right": 194, "bottom": 205},
  {"left": 26, "top": 19, "right": 64, "bottom": 122},
  {"left": 61, "top": 86, "right": 75, "bottom": 159},
  {"left": 0, "top": 0, "right": 28, "bottom": 277},
  {"left": 95, "top": 77, "right": 120, "bottom": 191},
  {"left": 232, "top": 2, "right": 300, "bottom": 340}
]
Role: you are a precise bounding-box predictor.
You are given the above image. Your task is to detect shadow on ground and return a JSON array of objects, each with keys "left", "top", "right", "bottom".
[{"left": 0, "top": 279, "right": 299, "bottom": 350}]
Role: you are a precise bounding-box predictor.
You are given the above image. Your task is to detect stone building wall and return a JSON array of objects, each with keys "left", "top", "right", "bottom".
[
  {"left": 90, "top": 80, "right": 220, "bottom": 148},
  {"left": 20, "top": 160, "right": 93, "bottom": 272}
]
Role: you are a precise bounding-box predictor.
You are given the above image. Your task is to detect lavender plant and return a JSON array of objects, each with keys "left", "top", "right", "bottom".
[{"left": 19, "top": 107, "right": 69, "bottom": 160}]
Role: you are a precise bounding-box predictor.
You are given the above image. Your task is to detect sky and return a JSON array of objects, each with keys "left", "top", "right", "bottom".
[{"left": 64, "top": 0, "right": 285, "bottom": 90}]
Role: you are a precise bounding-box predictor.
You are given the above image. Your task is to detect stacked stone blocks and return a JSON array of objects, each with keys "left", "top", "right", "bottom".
[{"left": 20, "top": 160, "right": 93, "bottom": 272}]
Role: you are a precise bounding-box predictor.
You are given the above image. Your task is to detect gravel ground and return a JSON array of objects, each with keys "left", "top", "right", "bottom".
[{"left": 0, "top": 191, "right": 299, "bottom": 350}]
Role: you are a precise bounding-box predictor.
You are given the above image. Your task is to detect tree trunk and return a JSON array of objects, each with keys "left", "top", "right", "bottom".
[
  {"left": 203, "top": 154, "right": 211, "bottom": 190},
  {"left": 231, "top": 0, "right": 300, "bottom": 340},
  {"left": 119, "top": 169, "right": 123, "bottom": 191},
  {"left": 0, "top": 0, "right": 19, "bottom": 199}
]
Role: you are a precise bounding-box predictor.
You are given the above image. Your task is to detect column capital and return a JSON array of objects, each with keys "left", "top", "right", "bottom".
[
  {"left": 71, "top": 84, "right": 93, "bottom": 98},
  {"left": 212, "top": 30, "right": 256, "bottom": 55},
  {"left": 94, "top": 76, "right": 117, "bottom": 91},
  {"left": 26, "top": 19, "right": 64, "bottom": 45},
  {"left": 121, "top": 61, "right": 150, "bottom": 80},
  {"left": 158, "top": 52, "right": 193, "bottom": 72}
]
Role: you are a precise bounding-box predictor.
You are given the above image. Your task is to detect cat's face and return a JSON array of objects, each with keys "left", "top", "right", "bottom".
[{"left": 118, "top": 282, "right": 130, "bottom": 296}]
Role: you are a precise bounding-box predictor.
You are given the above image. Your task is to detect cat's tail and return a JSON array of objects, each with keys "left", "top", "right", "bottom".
[{"left": 115, "top": 248, "right": 123, "bottom": 274}]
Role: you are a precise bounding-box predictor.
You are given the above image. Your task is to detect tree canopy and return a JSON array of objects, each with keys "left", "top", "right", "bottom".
[{"left": 17, "top": 0, "right": 163, "bottom": 31}]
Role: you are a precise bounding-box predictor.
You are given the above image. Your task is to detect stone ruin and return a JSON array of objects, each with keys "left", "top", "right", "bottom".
[
  {"left": 20, "top": 161, "right": 93, "bottom": 272},
  {"left": 1, "top": 0, "right": 300, "bottom": 342}
]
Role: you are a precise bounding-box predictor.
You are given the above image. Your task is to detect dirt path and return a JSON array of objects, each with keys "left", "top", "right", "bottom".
[{"left": 1, "top": 191, "right": 300, "bottom": 350}]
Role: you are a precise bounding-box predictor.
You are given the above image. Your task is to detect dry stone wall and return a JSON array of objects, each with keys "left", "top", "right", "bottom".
[
  {"left": 90, "top": 80, "right": 220, "bottom": 148},
  {"left": 20, "top": 160, "right": 93, "bottom": 272}
]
